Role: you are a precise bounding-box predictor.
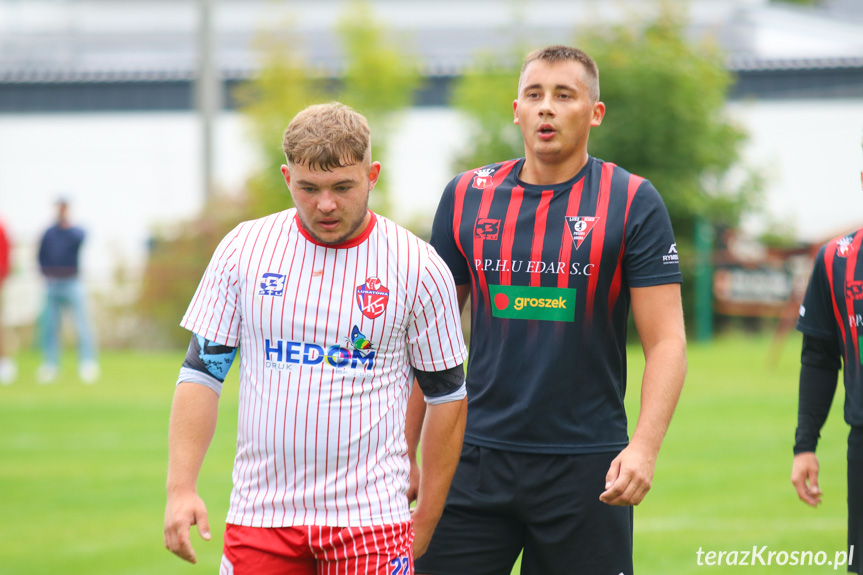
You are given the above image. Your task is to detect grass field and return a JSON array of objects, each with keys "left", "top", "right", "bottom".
[{"left": 0, "top": 332, "right": 853, "bottom": 574}]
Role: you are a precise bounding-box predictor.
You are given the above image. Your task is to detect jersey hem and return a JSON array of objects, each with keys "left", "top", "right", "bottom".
[
  {"left": 225, "top": 510, "right": 412, "bottom": 528},
  {"left": 463, "top": 436, "right": 629, "bottom": 455},
  {"left": 628, "top": 273, "right": 683, "bottom": 288},
  {"left": 796, "top": 321, "right": 836, "bottom": 342}
]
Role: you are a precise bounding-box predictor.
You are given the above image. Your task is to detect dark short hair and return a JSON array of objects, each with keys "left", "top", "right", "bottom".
[{"left": 519, "top": 45, "right": 600, "bottom": 101}]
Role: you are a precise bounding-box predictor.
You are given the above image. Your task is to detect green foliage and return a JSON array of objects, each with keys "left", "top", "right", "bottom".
[
  {"left": 135, "top": 195, "right": 245, "bottom": 348},
  {"left": 581, "top": 6, "right": 757, "bottom": 236},
  {"left": 450, "top": 51, "right": 525, "bottom": 171}
]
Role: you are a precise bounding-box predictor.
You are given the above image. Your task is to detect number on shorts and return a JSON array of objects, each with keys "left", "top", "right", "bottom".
[{"left": 389, "top": 556, "right": 410, "bottom": 575}]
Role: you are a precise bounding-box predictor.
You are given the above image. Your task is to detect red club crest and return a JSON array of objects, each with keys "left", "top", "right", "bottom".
[
  {"left": 472, "top": 168, "right": 495, "bottom": 189},
  {"left": 356, "top": 277, "right": 390, "bottom": 319}
]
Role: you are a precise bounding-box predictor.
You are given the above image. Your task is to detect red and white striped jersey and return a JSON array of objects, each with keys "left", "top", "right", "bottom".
[{"left": 181, "top": 209, "right": 468, "bottom": 528}]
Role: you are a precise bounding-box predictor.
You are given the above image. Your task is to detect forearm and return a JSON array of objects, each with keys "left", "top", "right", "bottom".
[
  {"left": 405, "top": 379, "right": 427, "bottom": 461},
  {"left": 415, "top": 398, "right": 467, "bottom": 521},
  {"left": 167, "top": 382, "right": 220, "bottom": 494},
  {"left": 631, "top": 337, "right": 687, "bottom": 455},
  {"left": 795, "top": 335, "right": 840, "bottom": 454}
]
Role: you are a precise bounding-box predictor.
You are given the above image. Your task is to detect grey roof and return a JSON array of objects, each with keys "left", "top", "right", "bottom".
[{"left": 2, "top": 0, "right": 863, "bottom": 81}]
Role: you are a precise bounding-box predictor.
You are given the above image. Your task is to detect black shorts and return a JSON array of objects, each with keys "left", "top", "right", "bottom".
[
  {"left": 849, "top": 426, "right": 863, "bottom": 574},
  {"left": 415, "top": 443, "right": 633, "bottom": 575}
]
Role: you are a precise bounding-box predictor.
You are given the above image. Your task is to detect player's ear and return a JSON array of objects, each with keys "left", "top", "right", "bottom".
[
  {"left": 281, "top": 164, "right": 291, "bottom": 188},
  {"left": 591, "top": 101, "right": 606, "bottom": 127},
  {"left": 367, "top": 161, "right": 381, "bottom": 190},
  {"left": 513, "top": 99, "right": 520, "bottom": 125}
]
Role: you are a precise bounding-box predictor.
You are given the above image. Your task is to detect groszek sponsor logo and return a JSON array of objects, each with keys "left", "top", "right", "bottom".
[{"left": 489, "top": 285, "right": 576, "bottom": 322}]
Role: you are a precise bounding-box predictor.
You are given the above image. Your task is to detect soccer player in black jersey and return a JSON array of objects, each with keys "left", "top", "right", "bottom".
[
  {"left": 792, "top": 161, "right": 863, "bottom": 574},
  {"left": 408, "top": 45, "right": 687, "bottom": 575}
]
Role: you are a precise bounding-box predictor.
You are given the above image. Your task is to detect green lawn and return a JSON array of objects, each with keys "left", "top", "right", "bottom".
[{"left": 0, "top": 333, "right": 852, "bottom": 574}]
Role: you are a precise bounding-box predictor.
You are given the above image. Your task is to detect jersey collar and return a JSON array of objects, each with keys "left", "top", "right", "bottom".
[{"left": 294, "top": 210, "right": 377, "bottom": 249}]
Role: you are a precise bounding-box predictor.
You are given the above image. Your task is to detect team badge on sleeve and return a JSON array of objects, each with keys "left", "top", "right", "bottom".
[
  {"left": 838, "top": 236, "right": 854, "bottom": 258},
  {"left": 472, "top": 168, "right": 495, "bottom": 189},
  {"left": 356, "top": 277, "right": 389, "bottom": 319},
  {"left": 258, "top": 272, "right": 287, "bottom": 296}
]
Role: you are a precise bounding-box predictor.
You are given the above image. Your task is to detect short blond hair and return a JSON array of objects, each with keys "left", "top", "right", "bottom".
[
  {"left": 519, "top": 45, "right": 600, "bottom": 102},
  {"left": 282, "top": 102, "right": 371, "bottom": 171}
]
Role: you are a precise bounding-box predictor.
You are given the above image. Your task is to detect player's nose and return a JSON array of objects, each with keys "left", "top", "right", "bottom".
[{"left": 317, "top": 191, "right": 338, "bottom": 212}]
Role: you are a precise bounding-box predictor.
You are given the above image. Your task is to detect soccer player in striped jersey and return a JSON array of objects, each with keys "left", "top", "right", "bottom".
[
  {"left": 410, "top": 46, "right": 687, "bottom": 575},
  {"left": 792, "top": 158, "right": 863, "bottom": 574},
  {"left": 164, "top": 102, "right": 469, "bottom": 574}
]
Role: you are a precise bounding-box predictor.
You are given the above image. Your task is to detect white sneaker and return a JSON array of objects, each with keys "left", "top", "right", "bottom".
[
  {"left": 37, "top": 364, "right": 58, "bottom": 384},
  {"left": 79, "top": 362, "right": 100, "bottom": 384},
  {"left": 0, "top": 357, "right": 16, "bottom": 384}
]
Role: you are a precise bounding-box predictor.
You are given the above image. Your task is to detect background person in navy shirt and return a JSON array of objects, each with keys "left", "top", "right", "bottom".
[{"left": 37, "top": 198, "right": 99, "bottom": 383}]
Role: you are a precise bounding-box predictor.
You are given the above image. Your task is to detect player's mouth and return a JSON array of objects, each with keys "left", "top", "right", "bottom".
[
  {"left": 538, "top": 124, "right": 556, "bottom": 140},
  {"left": 317, "top": 218, "right": 341, "bottom": 231}
]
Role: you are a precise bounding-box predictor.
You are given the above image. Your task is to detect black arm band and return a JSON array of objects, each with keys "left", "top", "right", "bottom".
[
  {"left": 794, "top": 334, "right": 840, "bottom": 454},
  {"left": 182, "top": 333, "right": 238, "bottom": 383},
  {"left": 415, "top": 363, "right": 465, "bottom": 398}
]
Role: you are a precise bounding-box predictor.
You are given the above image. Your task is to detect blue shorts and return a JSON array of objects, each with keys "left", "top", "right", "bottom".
[{"left": 415, "top": 443, "right": 633, "bottom": 575}]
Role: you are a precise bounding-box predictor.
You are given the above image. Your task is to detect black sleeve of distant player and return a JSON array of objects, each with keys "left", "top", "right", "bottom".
[
  {"left": 415, "top": 364, "right": 465, "bottom": 398},
  {"left": 429, "top": 176, "right": 471, "bottom": 285},
  {"left": 794, "top": 334, "right": 841, "bottom": 454}
]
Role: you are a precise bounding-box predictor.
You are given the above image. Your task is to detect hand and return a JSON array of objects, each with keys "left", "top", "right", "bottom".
[
  {"left": 599, "top": 443, "right": 655, "bottom": 506},
  {"left": 409, "top": 506, "right": 439, "bottom": 560},
  {"left": 791, "top": 452, "right": 822, "bottom": 506},
  {"left": 407, "top": 458, "right": 419, "bottom": 506},
  {"left": 164, "top": 490, "right": 212, "bottom": 563}
]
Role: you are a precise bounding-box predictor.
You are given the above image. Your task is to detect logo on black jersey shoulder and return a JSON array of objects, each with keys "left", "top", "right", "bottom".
[
  {"left": 472, "top": 168, "right": 495, "bottom": 189},
  {"left": 838, "top": 236, "right": 854, "bottom": 258},
  {"left": 356, "top": 277, "right": 389, "bottom": 319},
  {"left": 847, "top": 280, "right": 863, "bottom": 300},
  {"left": 258, "top": 272, "right": 287, "bottom": 296},
  {"left": 565, "top": 216, "right": 599, "bottom": 250},
  {"left": 474, "top": 218, "right": 501, "bottom": 240},
  {"left": 663, "top": 243, "right": 679, "bottom": 265}
]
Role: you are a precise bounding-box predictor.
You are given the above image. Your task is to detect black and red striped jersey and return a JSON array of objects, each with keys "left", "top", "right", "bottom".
[
  {"left": 798, "top": 230, "right": 863, "bottom": 427},
  {"left": 430, "top": 156, "right": 682, "bottom": 454}
]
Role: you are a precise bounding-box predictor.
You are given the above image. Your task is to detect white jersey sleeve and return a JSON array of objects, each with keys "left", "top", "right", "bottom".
[
  {"left": 180, "top": 224, "right": 243, "bottom": 347},
  {"left": 406, "top": 246, "right": 468, "bottom": 372}
]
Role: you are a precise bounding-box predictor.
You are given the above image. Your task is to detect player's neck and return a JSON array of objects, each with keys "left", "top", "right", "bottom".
[{"left": 519, "top": 151, "right": 589, "bottom": 186}]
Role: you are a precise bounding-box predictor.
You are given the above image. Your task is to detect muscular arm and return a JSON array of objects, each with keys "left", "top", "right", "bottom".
[
  {"left": 164, "top": 382, "right": 219, "bottom": 563},
  {"left": 164, "top": 333, "right": 237, "bottom": 563},
  {"left": 405, "top": 284, "right": 471, "bottom": 502},
  {"left": 600, "top": 283, "right": 687, "bottom": 506},
  {"left": 411, "top": 397, "right": 467, "bottom": 559}
]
